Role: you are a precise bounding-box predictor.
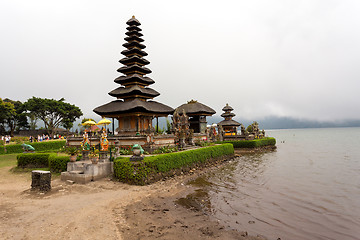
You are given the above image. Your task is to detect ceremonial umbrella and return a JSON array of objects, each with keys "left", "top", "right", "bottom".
[
  {"left": 97, "top": 118, "right": 112, "bottom": 132},
  {"left": 82, "top": 120, "right": 97, "bottom": 127}
]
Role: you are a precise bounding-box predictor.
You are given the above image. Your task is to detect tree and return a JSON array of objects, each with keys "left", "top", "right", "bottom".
[
  {"left": 24, "top": 97, "right": 83, "bottom": 135},
  {"left": 28, "top": 112, "right": 38, "bottom": 130},
  {"left": 3, "top": 99, "right": 29, "bottom": 136},
  {"left": 0, "top": 98, "right": 16, "bottom": 135}
]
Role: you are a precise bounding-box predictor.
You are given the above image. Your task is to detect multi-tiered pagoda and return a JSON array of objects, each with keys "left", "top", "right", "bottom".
[
  {"left": 217, "top": 103, "right": 241, "bottom": 135},
  {"left": 94, "top": 16, "right": 174, "bottom": 136}
]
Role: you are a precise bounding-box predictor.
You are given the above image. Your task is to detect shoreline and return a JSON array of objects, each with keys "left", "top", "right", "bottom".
[
  {"left": 0, "top": 147, "right": 275, "bottom": 239},
  {"left": 118, "top": 147, "right": 276, "bottom": 239}
]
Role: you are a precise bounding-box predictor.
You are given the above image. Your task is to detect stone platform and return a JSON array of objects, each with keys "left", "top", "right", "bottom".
[{"left": 61, "top": 160, "right": 113, "bottom": 184}]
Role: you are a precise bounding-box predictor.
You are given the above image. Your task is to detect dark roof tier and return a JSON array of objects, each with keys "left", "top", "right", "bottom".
[
  {"left": 108, "top": 86, "right": 160, "bottom": 98},
  {"left": 125, "top": 30, "right": 143, "bottom": 37},
  {"left": 117, "top": 64, "right": 152, "bottom": 75},
  {"left": 221, "top": 112, "right": 235, "bottom": 118},
  {"left": 176, "top": 101, "right": 216, "bottom": 116},
  {"left": 119, "top": 56, "right": 150, "bottom": 66},
  {"left": 94, "top": 99, "right": 174, "bottom": 116},
  {"left": 218, "top": 119, "right": 241, "bottom": 127},
  {"left": 114, "top": 74, "right": 155, "bottom": 86},
  {"left": 126, "top": 25, "right": 141, "bottom": 32},
  {"left": 222, "top": 104, "right": 234, "bottom": 112},
  {"left": 123, "top": 41, "right": 146, "bottom": 50},
  {"left": 121, "top": 48, "right": 148, "bottom": 57},
  {"left": 126, "top": 16, "right": 141, "bottom": 26},
  {"left": 124, "top": 35, "right": 144, "bottom": 42}
]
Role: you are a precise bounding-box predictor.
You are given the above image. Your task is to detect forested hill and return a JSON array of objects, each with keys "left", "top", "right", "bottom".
[{"left": 207, "top": 116, "right": 360, "bottom": 130}]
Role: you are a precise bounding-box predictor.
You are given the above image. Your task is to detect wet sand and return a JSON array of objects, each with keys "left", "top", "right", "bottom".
[{"left": 0, "top": 151, "right": 270, "bottom": 240}]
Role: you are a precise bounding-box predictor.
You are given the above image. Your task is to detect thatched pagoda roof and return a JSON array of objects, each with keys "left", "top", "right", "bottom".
[
  {"left": 124, "top": 35, "right": 144, "bottom": 42},
  {"left": 108, "top": 86, "right": 160, "bottom": 98},
  {"left": 222, "top": 104, "right": 234, "bottom": 112},
  {"left": 175, "top": 100, "right": 216, "bottom": 116},
  {"left": 126, "top": 16, "right": 141, "bottom": 26},
  {"left": 121, "top": 48, "right": 148, "bottom": 57},
  {"left": 114, "top": 74, "right": 155, "bottom": 86},
  {"left": 119, "top": 56, "right": 150, "bottom": 66},
  {"left": 94, "top": 99, "right": 174, "bottom": 116},
  {"left": 221, "top": 112, "right": 235, "bottom": 118},
  {"left": 125, "top": 30, "right": 143, "bottom": 37},
  {"left": 117, "top": 64, "right": 152, "bottom": 75},
  {"left": 218, "top": 119, "right": 241, "bottom": 127}
]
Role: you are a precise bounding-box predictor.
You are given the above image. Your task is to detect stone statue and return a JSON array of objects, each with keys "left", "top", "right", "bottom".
[
  {"left": 240, "top": 124, "right": 246, "bottom": 136},
  {"left": 21, "top": 143, "right": 35, "bottom": 152},
  {"left": 218, "top": 125, "right": 224, "bottom": 141},
  {"left": 82, "top": 131, "right": 90, "bottom": 151},
  {"left": 100, "top": 128, "right": 109, "bottom": 151},
  {"left": 130, "top": 144, "right": 144, "bottom": 161},
  {"left": 172, "top": 109, "right": 191, "bottom": 148}
]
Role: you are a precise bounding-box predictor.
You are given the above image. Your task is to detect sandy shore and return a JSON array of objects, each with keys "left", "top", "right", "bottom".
[{"left": 0, "top": 153, "right": 269, "bottom": 240}]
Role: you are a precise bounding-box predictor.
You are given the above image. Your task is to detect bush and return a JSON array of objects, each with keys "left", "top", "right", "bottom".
[
  {"left": 216, "top": 137, "right": 276, "bottom": 148},
  {"left": 113, "top": 144, "right": 234, "bottom": 185},
  {"left": 49, "top": 154, "right": 70, "bottom": 173},
  {"left": 152, "top": 145, "right": 178, "bottom": 154},
  {"left": 17, "top": 153, "right": 51, "bottom": 168},
  {"left": 0, "top": 140, "right": 66, "bottom": 155}
]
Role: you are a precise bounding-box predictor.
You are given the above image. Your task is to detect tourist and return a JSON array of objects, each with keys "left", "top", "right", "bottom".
[{"left": 5, "top": 135, "right": 10, "bottom": 144}]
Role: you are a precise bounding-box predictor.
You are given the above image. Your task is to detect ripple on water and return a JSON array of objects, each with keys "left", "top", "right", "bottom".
[{"left": 188, "top": 128, "right": 360, "bottom": 240}]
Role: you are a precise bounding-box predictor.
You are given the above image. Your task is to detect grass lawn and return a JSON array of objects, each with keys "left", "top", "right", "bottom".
[{"left": 0, "top": 154, "right": 18, "bottom": 168}]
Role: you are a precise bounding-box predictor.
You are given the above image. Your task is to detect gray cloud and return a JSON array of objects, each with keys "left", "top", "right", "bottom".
[{"left": 1, "top": 0, "right": 359, "bottom": 122}]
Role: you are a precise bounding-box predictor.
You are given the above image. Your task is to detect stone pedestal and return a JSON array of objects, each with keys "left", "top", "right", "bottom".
[
  {"left": 61, "top": 161, "right": 113, "bottom": 184},
  {"left": 82, "top": 150, "right": 89, "bottom": 160},
  {"left": 31, "top": 170, "right": 51, "bottom": 192},
  {"left": 99, "top": 151, "right": 109, "bottom": 162}
]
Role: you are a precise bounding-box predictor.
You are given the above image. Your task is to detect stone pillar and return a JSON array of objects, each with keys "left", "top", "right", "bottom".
[{"left": 31, "top": 170, "right": 51, "bottom": 192}]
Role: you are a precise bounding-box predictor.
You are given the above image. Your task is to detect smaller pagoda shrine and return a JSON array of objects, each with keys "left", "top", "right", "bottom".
[
  {"left": 217, "top": 104, "right": 241, "bottom": 139},
  {"left": 175, "top": 100, "right": 216, "bottom": 134}
]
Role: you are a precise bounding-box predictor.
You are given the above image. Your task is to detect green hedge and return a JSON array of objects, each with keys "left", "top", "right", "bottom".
[
  {"left": 49, "top": 154, "right": 70, "bottom": 173},
  {"left": 215, "top": 137, "right": 276, "bottom": 148},
  {"left": 113, "top": 144, "right": 234, "bottom": 185},
  {"left": 17, "top": 153, "right": 51, "bottom": 168},
  {"left": 0, "top": 140, "right": 66, "bottom": 154},
  {"left": 16, "top": 152, "right": 70, "bottom": 172}
]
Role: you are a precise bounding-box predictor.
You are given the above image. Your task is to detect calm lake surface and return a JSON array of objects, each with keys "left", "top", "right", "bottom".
[{"left": 188, "top": 127, "right": 360, "bottom": 240}]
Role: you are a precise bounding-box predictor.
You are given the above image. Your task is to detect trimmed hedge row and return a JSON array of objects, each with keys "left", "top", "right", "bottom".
[
  {"left": 16, "top": 152, "right": 70, "bottom": 172},
  {"left": 216, "top": 137, "right": 276, "bottom": 148},
  {"left": 49, "top": 154, "right": 70, "bottom": 173},
  {"left": 0, "top": 140, "right": 66, "bottom": 154},
  {"left": 113, "top": 144, "right": 234, "bottom": 185},
  {"left": 17, "top": 153, "right": 51, "bottom": 168}
]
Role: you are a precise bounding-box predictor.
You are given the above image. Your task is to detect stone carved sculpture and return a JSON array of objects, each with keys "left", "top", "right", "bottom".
[
  {"left": 82, "top": 131, "right": 90, "bottom": 151},
  {"left": 22, "top": 143, "right": 35, "bottom": 152},
  {"left": 100, "top": 128, "right": 109, "bottom": 151},
  {"left": 172, "top": 109, "right": 192, "bottom": 148}
]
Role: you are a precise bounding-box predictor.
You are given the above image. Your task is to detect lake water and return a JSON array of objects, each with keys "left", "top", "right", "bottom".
[{"left": 188, "top": 128, "right": 360, "bottom": 240}]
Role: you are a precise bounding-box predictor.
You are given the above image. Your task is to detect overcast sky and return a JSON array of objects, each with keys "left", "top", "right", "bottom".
[{"left": 1, "top": 0, "right": 360, "bottom": 122}]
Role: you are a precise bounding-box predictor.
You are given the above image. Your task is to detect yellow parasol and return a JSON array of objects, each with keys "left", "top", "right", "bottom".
[
  {"left": 82, "top": 120, "right": 97, "bottom": 126},
  {"left": 97, "top": 118, "right": 111, "bottom": 126}
]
